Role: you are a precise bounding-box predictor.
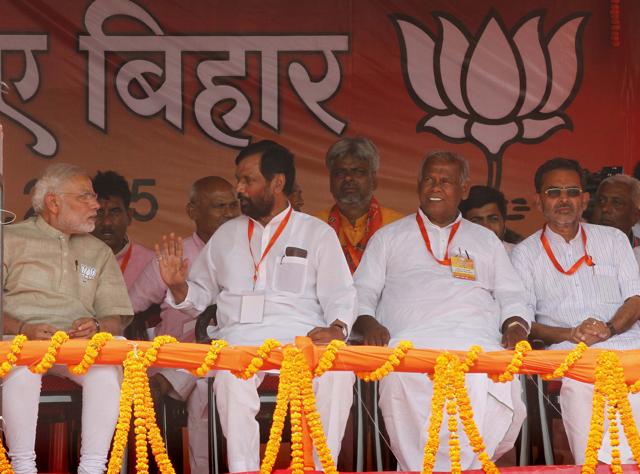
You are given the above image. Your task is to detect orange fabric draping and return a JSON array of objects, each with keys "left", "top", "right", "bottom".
[{"left": 3, "top": 336, "right": 640, "bottom": 384}]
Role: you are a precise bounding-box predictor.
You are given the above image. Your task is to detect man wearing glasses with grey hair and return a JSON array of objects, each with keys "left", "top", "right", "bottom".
[
  {"left": 512, "top": 157, "right": 640, "bottom": 465},
  {"left": 3, "top": 162, "right": 133, "bottom": 474}
]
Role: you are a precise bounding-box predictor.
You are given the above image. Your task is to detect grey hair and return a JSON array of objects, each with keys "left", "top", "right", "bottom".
[
  {"left": 598, "top": 174, "right": 640, "bottom": 210},
  {"left": 325, "top": 137, "right": 380, "bottom": 172},
  {"left": 419, "top": 150, "right": 470, "bottom": 183},
  {"left": 31, "top": 163, "right": 88, "bottom": 214}
]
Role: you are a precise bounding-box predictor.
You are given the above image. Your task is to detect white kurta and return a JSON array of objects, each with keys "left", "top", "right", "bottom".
[
  {"left": 354, "top": 210, "right": 531, "bottom": 471},
  {"left": 512, "top": 223, "right": 640, "bottom": 463},
  {"left": 168, "top": 206, "right": 356, "bottom": 472}
]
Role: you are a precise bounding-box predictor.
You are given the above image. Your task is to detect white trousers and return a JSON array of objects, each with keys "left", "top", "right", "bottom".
[
  {"left": 156, "top": 368, "right": 210, "bottom": 474},
  {"left": 213, "top": 370, "right": 355, "bottom": 473},
  {"left": 560, "top": 377, "right": 640, "bottom": 464},
  {"left": 2, "top": 364, "right": 121, "bottom": 474},
  {"left": 379, "top": 372, "right": 525, "bottom": 472}
]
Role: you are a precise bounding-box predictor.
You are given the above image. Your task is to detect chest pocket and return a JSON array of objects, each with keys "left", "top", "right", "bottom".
[
  {"left": 273, "top": 256, "right": 308, "bottom": 295},
  {"left": 592, "top": 264, "right": 622, "bottom": 304}
]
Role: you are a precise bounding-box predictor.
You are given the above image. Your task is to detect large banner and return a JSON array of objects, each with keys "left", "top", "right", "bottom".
[{"left": 1, "top": 0, "right": 638, "bottom": 245}]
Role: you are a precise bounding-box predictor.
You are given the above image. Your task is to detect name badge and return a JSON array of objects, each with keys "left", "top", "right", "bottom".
[
  {"left": 450, "top": 255, "right": 476, "bottom": 281},
  {"left": 240, "top": 292, "right": 265, "bottom": 324}
]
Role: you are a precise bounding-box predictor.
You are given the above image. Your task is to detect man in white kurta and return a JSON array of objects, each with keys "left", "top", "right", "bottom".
[
  {"left": 160, "top": 140, "right": 356, "bottom": 473},
  {"left": 353, "top": 151, "right": 531, "bottom": 471},
  {"left": 130, "top": 176, "right": 239, "bottom": 474},
  {"left": 511, "top": 157, "right": 640, "bottom": 464}
]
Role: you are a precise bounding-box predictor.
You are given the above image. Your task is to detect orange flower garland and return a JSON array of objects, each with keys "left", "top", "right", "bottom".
[
  {"left": 542, "top": 342, "right": 587, "bottom": 380},
  {"left": 0, "top": 441, "right": 13, "bottom": 474},
  {"left": 490, "top": 340, "right": 531, "bottom": 383},
  {"left": 107, "top": 339, "right": 177, "bottom": 474},
  {"left": 69, "top": 332, "right": 114, "bottom": 375},
  {"left": 192, "top": 339, "right": 228, "bottom": 376},
  {"left": 29, "top": 331, "right": 69, "bottom": 374},
  {"left": 233, "top": 338, "right": 281, "bottom": 380},
  {"left": 314, "top": 339, "right": 346, "bottom": 377},
  {"left": 356, "top": 340, "right": 413, "bottom": 382},
  {"left": 422, "top": 353, "right": 449, "bottom": 474},
  {"left": 422, "top": 350, "right": 499, "bottom": 474},
  {"left": 260, "top": 345, "right": 338, "bottom": 474},
  {"left": 0, "top": 334, "right": 27, "bottom": 377}
]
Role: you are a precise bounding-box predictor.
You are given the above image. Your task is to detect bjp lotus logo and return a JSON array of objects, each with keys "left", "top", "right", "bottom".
[{"left": 393, "top": 11, "right": 588, "bottom": 188}]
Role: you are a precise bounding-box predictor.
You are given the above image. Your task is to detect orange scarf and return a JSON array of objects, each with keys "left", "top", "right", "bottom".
[{"left": 328, "top": 198, "right": 382, "bottom": 273}]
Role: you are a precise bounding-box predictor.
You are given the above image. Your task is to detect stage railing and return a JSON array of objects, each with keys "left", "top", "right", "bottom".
[{"left": 0, "top": 334, "right": 639, "bottom": 474}]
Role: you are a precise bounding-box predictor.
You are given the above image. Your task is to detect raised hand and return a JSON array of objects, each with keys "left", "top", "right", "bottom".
[{"left": 154, "top": 233, "right": 190, "bottom": 304}]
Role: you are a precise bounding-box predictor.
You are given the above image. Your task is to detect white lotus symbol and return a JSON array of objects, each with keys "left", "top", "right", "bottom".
[{"left": 393, "top": 11, "right": 588, "bottom": 187}]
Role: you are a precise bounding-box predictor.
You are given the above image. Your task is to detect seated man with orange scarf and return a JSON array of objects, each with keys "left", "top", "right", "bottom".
[{"left": 316, "top": 137, "right": 403, "bottom": 274}]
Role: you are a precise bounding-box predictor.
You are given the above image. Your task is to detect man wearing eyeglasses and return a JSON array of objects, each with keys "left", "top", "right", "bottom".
[
  {"left": 511, "top": 157, "right": 640, "bottom": 465},
  {"left": 2, "top": 163, "right": 133, "bottom": 473}
]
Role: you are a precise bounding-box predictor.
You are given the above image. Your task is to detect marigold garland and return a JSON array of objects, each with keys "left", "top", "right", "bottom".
[
  {"left": 29, "top": 331, "right": 69, "bottom": 374},
  {"left": 542, "top": 342, "right": 587, "bottom": 380},
  {"left": 422, "top": 351, "right": 499, "bottom": 474},
  {"left": 582, "top": 351, "right": 640, "bottom": 474},
  {"left": 490, "top": 340, "right": 531, "bottom": 383},
  {"left": 0, "top": 334, "right": 27, "bottom": 377},
  {"left": 107, "top": 347, "right": 176, "bottom": 474},
  {"left": 0, "top": 439, "right": 13, "bottom": 474},
  {"left": 314, "top": 339, "right": 346, "bottom": 377},
  {"left": 260, "top": 345, "right": 338, "bottom": 474},
  {"left": 233, "top": 338, "right": 281, "bottom": 380},
  {"left": 68, "top": 332, "right": 114, "bottom": 375},
  {"left": 192, "top": 339, "right": 229, "bottom": 376},
  {"left": 356, "top": 340, "right": 413, "bottom": 382}
]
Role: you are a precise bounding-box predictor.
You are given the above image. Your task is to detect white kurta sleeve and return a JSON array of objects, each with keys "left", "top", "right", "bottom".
[
  {"left": 353, "top": 230, "right": 387, "bottom": 319},
  {"left": 612, "top": 229, "right": 640, "bottom": 299},
  {"left": 166, "top": 239, "right": 220, "bottom": 313},
  {"left": 492, "top": 238, "right": 533, "bottom": 327},
  {"left": 314, "top": 228, "right": 357, "bottom": 330},
  {"left": 510, "top": 242, "right": 538, "bottom": 324}
]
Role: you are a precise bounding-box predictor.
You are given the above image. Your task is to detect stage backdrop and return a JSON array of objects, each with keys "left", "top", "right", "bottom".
[{"left": 0, "top": 0, "right": 638, "bottom": 246}]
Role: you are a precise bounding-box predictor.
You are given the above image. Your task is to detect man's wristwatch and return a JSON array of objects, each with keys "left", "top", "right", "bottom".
[
  {"left": 92, "top": 318, "right": 101, "bottom": 333},
  {"left": 331, "top": 322, "right": 348, "bottom": 339},
  {"left": 606, "top": 320, "right": 617, "bottom": 337}
]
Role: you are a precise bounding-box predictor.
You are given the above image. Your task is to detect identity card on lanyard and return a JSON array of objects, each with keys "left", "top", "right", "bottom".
[
  {"left": 416, "top": 213, "right": 476, "bottom": 280},
  {"left": 241, "top": 207, "right": 293, "bottom": 323}
]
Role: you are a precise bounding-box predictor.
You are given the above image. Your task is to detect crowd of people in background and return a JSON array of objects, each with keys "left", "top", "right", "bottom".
[{"left": 4, "top": 136, "right": 640, "bottom": 474}]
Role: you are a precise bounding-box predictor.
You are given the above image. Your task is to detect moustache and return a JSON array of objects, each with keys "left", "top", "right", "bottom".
[{"left": 553, "top": 204, "right": 574, "bottom": 212}]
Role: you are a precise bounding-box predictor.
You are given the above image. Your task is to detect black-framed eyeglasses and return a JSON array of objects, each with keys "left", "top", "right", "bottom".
[{"left": 543, "top": 187, "right": 582, "bottom": 198}]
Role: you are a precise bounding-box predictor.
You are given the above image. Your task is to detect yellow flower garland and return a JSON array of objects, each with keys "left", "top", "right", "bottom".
[
  {"left": 0, "top": 334, "right": 27, "bottom": 377},
  {"left": 314, "top": 339, "right": 346, "bottom": 377},
  {"left": 192, "top": 339, "right": 229, "bottom": 376},
  {"left": 490, "top": 340, "right": 531, "bottom": 383},
  {"left": 260, "top": 345, "right": 338, "bottom": 474},
  {"left": 0, "top": 440, "right": 13, "bottom": 474},
  {"left": 356, "top": 340, "right": 413, "bottom": 382},
  {"left": 107, "top": 346, "right": 176, "bottom": 474},
  {"left": 542, "top": 342, "right": 587, "bottom": 380},
  {"left": 29, "top": 331, "right": 69, "bottom": 374},
  {"left": 143, "top": 335, "right": 178, "bottom": 369},
  {"left": 422, "top": 351, "right": 499, "bottom": 474},
  {"left": 68, "top": 332, "right": 114, "bottom": 375},
  {"left": 233, "top": 338, "right": 281, "bottom": 380}
]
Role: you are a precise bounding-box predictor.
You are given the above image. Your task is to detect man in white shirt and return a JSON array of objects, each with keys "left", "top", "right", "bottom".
[
  {"left": 353, "top": 151, "right": 530, "bottom": 471},
  {"left": 590, "top": 174, "right": 640, "bottom": 265},
  {"left": 157, "top": 140, "right": 356, "bottom": 472},
  {"left": 130, "top": 176, "right": 239, "bottom": 474},
  {"left": 511, "top": 157, "right": 640, "bottom": 464}
]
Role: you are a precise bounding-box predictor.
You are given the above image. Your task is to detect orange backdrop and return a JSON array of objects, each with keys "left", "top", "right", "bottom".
[{"left": 1, "top": 0, "right": 638, "bottom": 246}]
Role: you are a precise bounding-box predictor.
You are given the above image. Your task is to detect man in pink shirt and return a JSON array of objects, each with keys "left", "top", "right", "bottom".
[
  {"left": 92, "top": 171, "right": 155, "bottom": 289},
  {"left": 129, "top": 176, "right": 239, "bottom": 474}
]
